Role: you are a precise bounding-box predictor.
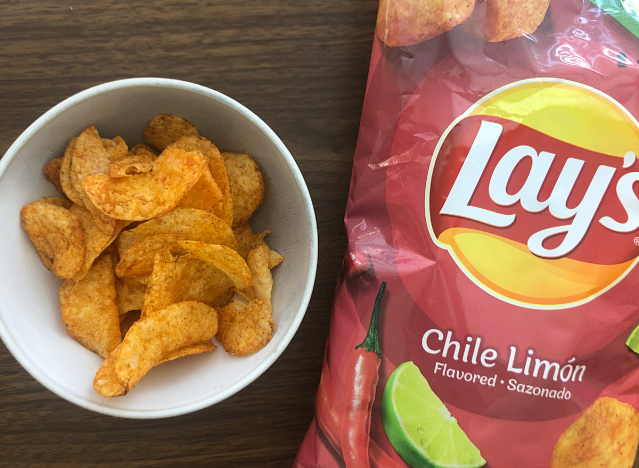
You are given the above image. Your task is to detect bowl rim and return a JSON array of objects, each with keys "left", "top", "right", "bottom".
[{"left": 0, "top": 77, "right": 318, "bottom": 419}]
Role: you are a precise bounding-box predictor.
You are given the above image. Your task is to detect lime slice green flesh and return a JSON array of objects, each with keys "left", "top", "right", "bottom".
[
  {"left": 626, "top": 324, "right": 639, "bottom": 353},
  {"left": 381, "top": 362, "right": 486, "bottom": 468}
]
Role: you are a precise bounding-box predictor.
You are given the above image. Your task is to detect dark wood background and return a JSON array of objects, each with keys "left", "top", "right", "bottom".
[{"left": 0, "top": 1, "right": 378, "bottom": 466}]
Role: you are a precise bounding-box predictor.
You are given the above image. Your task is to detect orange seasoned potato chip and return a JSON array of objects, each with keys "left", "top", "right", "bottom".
[
  {"left": 269, "top": 250, "right": 284, "bottom": 269},
  {"left": 71, "top": 204, "right": 126, "bottom": 279},
  {"left": 178, "top": 164, "right": 224, "bottom": 213},
  {"left": 169, "top": 137, "right": 232, "bottom": 225},
  {"left": 39, "top": 196, "right": 72, "bottom": 209},
  {"left": 463, "top": 0, "right": 549, "bottom": 42},
  {"left": 233, "top": 222, "right": 269, "bottom": 259},
  {"left": 115, "top": 233, "right": 186, "bottom": 278},
  {"left": 120, "top": 274, "right": 149, "bottom": 286},
  {"left": 550, "top": 396, "right": 639, "bottom": 468},
  {"left": 85, "top": 147, "right": 208, "bottom": 221},
  {"left": 129, "top": 143, "right": 158, "bottom": 156},
  {"left": 102, "top": 136, "right": 129, "bottom": 160},
  {"left": 59, "top": 137, "right": 84, "bottom": 206},
  {"left": 179, "top": 241, "right": 252, "bottom": 290},
  {"left": 376, "top": 0, "right": 475, "bottom": 47},
  {"left": 143, "top": 249, "right": 182, "bottom": 316},
  {"left": 115, "top": 277, "right": 146, "bottom": 315},
  {"left": 216, "top": 299, "right": 274, "bottom": 355},
  {"left": 21, "top": 198, "right": 85, "bottom": 279},
  {"left": 144, "top": 114, "right": 200, "bottom": 151},
  {"left": 108, "top": 152, "right": 156, "bottom": 177},
  {"left": 222, "top": 152, "right": 265, "bottom": 226},
  {"left": 43, "top": 157, "right": 64, "bottom": 193},
  {"left": 93, "top": 343, "right": 126, "bottom": 397},
  {"left": 71, "top": 126, "right": 119, "bottom": 235},
  {"left": 143, "top": 249, "right": 233, "bottom": 316},
  {"left": 59, "top": 277, "right": 75, "bottom": 306},
  {"left": 94, "top": 339, "right": 216, "bottom": 397},
  {"left": 60, "top": 253, "right": 121, "bottom": 358},
  {"left": 117, "top": 208, "right": 238, "bottom": 259},
  {"left": 245, "top": 245, "right": 274, "bottom": 304},
  {"left": 162, "top": 340, "right": 216, "bottom": 362},
  {"left": 238, "top": 245, "right": 283, "bottom": 302},
  {"left": 208, "top": 288, "right": 235, "bottom": 308},
  {"left": 114, "top": 301, "right": 218, "bottom": 393}
]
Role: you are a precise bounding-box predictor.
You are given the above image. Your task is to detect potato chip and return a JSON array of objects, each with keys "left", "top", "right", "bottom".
[
  {"left": 550, "top": 396, "right": 639, "bottom": 468},
  {"left": 102, "top": 136, "right": 129, "bottom": 160},
  {"left": 144, "top": 114, "right": 200, "bottom": 151},
  {"left": 59, "top": 137, "right": 84, "bottom": 206},
  {"left": 59, "top": 278, "right": 75, "bottom": 306},
  {"left": 142, "top": 249, "right": 183, "bottom": 316},
  {"left": 130, "top": 143, "right": 158, "bottom": 157},
  {"left": 463, "top": 0, "right": 549, "bottom": 42},
  {"left": 376, "top": 0, "right": 475, "bottom": 47},
  {"left": 245, "top": 245, "right": 274, "bottom": 304},
  {"left": 162, "top": 340, "right": 217, "bottom": 362},
  {"left": 60, "top": 253, "right": 121, "bottom": 358},
  {"left": 179, "top": 241, "right": 252, "bottom": 290},
  {"left": 108, "top": 153, "right": 156, "bottom": 177},
  {"left": 208, "top": 288, "right": 235, "bottom": 308},
  {"left": 43, "top": 157, "right": 64, "bottom": 193},
  {"left": 94, "top": 339, "right": 215, "bottom": 397},
  {"left": 222, "top": 152, "right": 265, "bottom": 226},
  {"left": 143, "top": 250, "right": 233, "bottom": 316},
  {"left": 115, "top": 233, "right": 186, "bottom": 278},
  {"left": 233, "top": 222, "right": 269, "bottom": 259},
  {"left": 122, "top": 274, "right": 149, "bottom": 286},
  {"left": 93, "top": 344, "right": 126, "bottom": 397},
  {"left": 269, "top": 249, "right": 284, "bottom": 269},
  {"left": 178, "top": 164, "right": 224, "bottom": 213},
  {"left": 70, "top": 204, "right": 126, "bottom": 278},
  {"left": 180, "top": 256, "right": 234, "bottom": 305},
  {"left": 40, "top": 196, "right": 72, "bottom": 209},
  {"left": 114, "top": 301, "right": 218, "bottom": 392},
  {"left": 238, "top": 245, "right": 282, "bottom": 302},
  {"left": 84, "top": 147, "right": 207, "bottom": 221},
  {"left": 115, "top": 277, "right": 146, "bottom": 315},
  {"left": 21, "top": 199, "right": 85, "bottom": 278},
  {"left": 169, "top": 137, "right": 232, "bottom": 225},
  {"left": 119, "top": 310, "right": 141, "bottom": 337},
  {"left": 117, "top": 208, "right": 238, "bottom": 259},
  {"left": 216, "top": 299, "right": 274, "bottom": 355},
  {"left": 71, "top": 126, "right": 119, "bottom": 235}
]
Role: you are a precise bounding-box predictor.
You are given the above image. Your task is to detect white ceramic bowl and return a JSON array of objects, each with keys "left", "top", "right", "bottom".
[{"left": 0, "top": 78, "right": 318, "bottom": 418}]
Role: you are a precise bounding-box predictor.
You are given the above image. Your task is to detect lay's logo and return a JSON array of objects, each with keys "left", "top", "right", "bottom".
[{"left": 426, "top": 79, "right": 639, "bottom": 308}]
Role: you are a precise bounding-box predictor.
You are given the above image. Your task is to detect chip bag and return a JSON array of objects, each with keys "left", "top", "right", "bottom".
[{"left": 295, "top": 1, "right": 639, "bottom": 467}]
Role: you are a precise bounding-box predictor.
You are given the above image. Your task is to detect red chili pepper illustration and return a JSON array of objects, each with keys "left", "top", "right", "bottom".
[
  {"left": 316, "top": 336, "right": 401, "bottom": 467},
  {"left": 340, "top": 282, "right": 386, "bottom": 468}
]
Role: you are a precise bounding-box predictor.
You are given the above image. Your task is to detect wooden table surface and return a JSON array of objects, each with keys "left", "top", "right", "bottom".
[{"left": 0, "top": 1, "right": 378, "bottom": 466}]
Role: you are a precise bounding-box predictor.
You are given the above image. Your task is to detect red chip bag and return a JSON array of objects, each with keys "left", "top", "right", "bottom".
[{"left": 295, "top": 1, "right": 639, "bottom": 467}]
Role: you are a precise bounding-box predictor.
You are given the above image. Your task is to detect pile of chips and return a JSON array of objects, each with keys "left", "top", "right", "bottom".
[{"left": 21, "top": 114, "right": 282, "bottom": 397}]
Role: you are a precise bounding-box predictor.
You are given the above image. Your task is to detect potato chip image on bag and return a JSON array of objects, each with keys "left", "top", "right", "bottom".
[
  {"left": 551, "top": 397, "right": 639, "bottom": 468},
  {"left": 462, "top": 0, "right": 550, "bottom": 42},
  {"left": 376, "top": 0, "right": 475, "bottom": 47}
]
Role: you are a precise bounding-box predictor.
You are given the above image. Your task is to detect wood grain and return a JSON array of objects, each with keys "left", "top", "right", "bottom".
[{"left": 0, "top": 0, "right": 377, "bottom": 466}]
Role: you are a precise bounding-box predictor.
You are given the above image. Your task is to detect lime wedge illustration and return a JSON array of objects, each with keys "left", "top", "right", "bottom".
[
  {"left": 381, "top": 362, "right": 486, "bottom": 468},
  {"left": 626, "top": 325, "right": 639, "bottom": 353}
]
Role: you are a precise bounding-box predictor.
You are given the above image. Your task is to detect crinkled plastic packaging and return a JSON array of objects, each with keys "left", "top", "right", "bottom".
[{"left": 294, "top": 1, "right": 639, "bottom": 467}]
